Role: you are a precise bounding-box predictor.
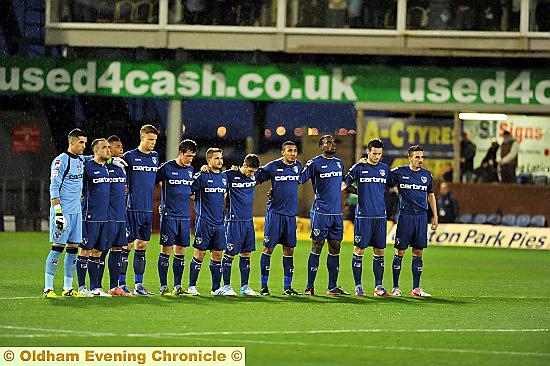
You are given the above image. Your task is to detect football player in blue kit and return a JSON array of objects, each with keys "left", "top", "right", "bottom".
[
  {"left": 44, "top": 129, "right": 88, "bottom": 298},
  {"left": 187, "top": 148, "right": 228, "bottom": 296},
  {"left": 386, "top": 145, "right": 438, "bottom": 297},
  {"left": 120, "top": 124, "right": 160, "bottom": 296},
  {"left": 256, "top": 141, "right": 302, "bottom": 296},
  {"left": 156, "top": 139, "right": 197, "bottom": 296},
  {"left": 343, "top": 139, "right": 392, "bottom": 297},
  {"left": 301, "top": 135, "right": 349, "bottom": 296},
  {"left": 77, "top": 138, "right": 112, "bottom": 297},
  {"left": 105, "top": 135, "right": 132, "bottom": 296},
  {"left": 221, "top": 154, "right": 261, "bottom": 296}
]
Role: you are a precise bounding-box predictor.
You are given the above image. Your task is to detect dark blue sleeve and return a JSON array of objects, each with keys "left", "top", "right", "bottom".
[
  {"left": 300, "top": 159, "right": 314, "bottom": 184},
  {"left": 386, "top": 168, "right": 398, "bottom": 188},
  {"left": 255, "top": 164, "right": 271, "bottom": 184},
  {"left": 156, "top": 163, "right": 165, "bottom": 184},
  {"left": 343, "top": 164, "right": 357, "bottom": 186},
  {"left": 191, "top": 172, "right": 202, "bottom": 193}
]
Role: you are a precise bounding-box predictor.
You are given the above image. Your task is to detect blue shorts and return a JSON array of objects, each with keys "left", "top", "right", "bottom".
[
  {"left": 108, "top": 221, "right": 126, "bottom": 248},
  {"left": 395, "top": 213, "right": 428, "bottom": 250},
  {"left": 310, "top": 212, "right": 343, "bottom": 241},
  {"left": 81, "top": 221, "right": 109, "bottom": 250},
  {"left": 226, "top": 220, "right": 256, "bottom": 255},
  {"left": 49, "top": 210, "right": 82, "bottom": 244},
  {"left": 126, "top": 211, "right": 153, "bottom": 242},
  {"left": 263, "top": 211, "right": 297, "bottom": 249},
  {"left": 160, "top": 217, "right": 191, "bottom": 247},
  {"left": 194, "top": 222, "right": 226, "bottom": 251},
  {"left": 353, "top": 217, "right": 387, "bottom": 249}
]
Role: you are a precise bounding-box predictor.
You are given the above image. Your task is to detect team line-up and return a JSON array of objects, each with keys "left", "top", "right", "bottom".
[{"left": 43, "top": 124, "right": 439, "bottom": 299}]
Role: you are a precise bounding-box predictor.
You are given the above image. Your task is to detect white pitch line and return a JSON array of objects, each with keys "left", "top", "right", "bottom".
[
  {"left": 1, "top": 332, "right": 547, "bottom": 358},
  {"left": 0, "top": 325, "right": 115, "bottom": 336},
  {"left": 1, "top": 325, "right": 548, "bottom": 339}
]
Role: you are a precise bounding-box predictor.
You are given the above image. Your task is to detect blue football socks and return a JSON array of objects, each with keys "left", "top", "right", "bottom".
[
  {"left": 260, "top": 252, "right": 271, "bottom": 288},
  {"left": 157, "top": 253, "right": 170, "bottom": 288},
  {"left": 239, "top": 256, "right": 251, "bottom": 287},
  {"left": 76, "top": 255, "right": 88, "bottom": 288},
  {"left": 282, "top": 255, "right": 294, "bottom": 290},
  {"left": 210, "top": 260, "right": 222, "bottom": 291},
  {"left": 222, "top": 254, "right": 233, "bottom": 287},
  {"left": 373, "top": 255, "right": 385, "bottom": 288},
  {"left": 352, "top": 253, "right": 363, "bottom": 286},
  {"left": 189, "top": 257, "right": 202, "bottom": 287},
  {"left": 108, "top": 250, "right": 122, "bottom": 290},
  {"left": 306, "top": 252, "right": 320, "bottom": 289},
  {"left": 63, "top": 247, "right": 78, "bottom": 290},
  {"left": 134, "top": 249, "right": 146, "bottom": 284},
  {"left": 44, "top": 249, "right": 62, "bottom": 291},
  {"left": 173, "top": 255, "right": 185, "bottom": 288},
  {"left": 327, "top": 253, "right": 339, "bottom": 290},
  {"left": 412, "top": 255, "right": 423, "bottom": 289},
  {"left": 392, "top": 254, "right": 403, "bottom": 289}
]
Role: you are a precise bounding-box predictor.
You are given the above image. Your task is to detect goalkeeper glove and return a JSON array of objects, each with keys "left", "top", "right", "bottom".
[
  {"left": 108, "top": 157, "right": 128, "bottom": 169},
  {"left": 53, "top": 204, "right": 67, "bottom": 231}
]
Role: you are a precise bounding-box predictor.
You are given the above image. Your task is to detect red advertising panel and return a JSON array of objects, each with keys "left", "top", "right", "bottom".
[{"left": 12, "top": 125, "right": 41, "bottom": 153}]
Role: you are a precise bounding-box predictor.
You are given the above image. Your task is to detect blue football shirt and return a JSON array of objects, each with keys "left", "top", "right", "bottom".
[
  {"left": 156, "top": 160, "right": 194, "bottom": 219},
  {"left": 300, "top": 155, "right": 343, "bottom": 215},
  {"left": 256, "top": 158, "right": 302, "bottom": 216},
  {"left": 82, "top": 160, "right": 110, "bottom": 222},
  {"left": 49, "top": 152, "right": 85, "bottom": 214},
  {"left": 107, "top": 163, "right": 127, "bottom": 221},
  {"left": 191, "top": 171, "right": 227, "bottom": 226},
  {"left": 387, "top": 166, "right": 434, "bottom": 214},
  {"left": 225, "top": 168, "right": 256, "bottom": 221},
  {"left": 343, "top": 161, "right": 389, "bottom": 218},
  {"left": 123, "top": 148, "right": 159, "bottom": 212}
]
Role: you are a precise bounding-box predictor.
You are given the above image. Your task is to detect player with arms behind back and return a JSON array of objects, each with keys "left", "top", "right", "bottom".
[
  {"left": 256, "top": 141, "right": 302, "bottom": 296},
  {"left": 386, "top": 145, "right": 438, "bottom": 297},
  {"left": 301, "top": 135, "right": 349, "bottom": 296},
  {"left": 221, "top": 154, "right": 262, "bottom": 296},
  {"left": 156, "top": 139, "right": 197, "bottom": 296},
  {"left": 343, "top": 139, "right": 391, "bottom": 297},
  {"left": 120, "top": 124, "right": 160, "bottom": 296}
]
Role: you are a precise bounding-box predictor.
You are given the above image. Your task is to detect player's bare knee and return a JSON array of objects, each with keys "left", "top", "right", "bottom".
[
  {"left": 354, "top": 247, "right": 365, "bottom": 256},
  {"left": 412, "top": 248, "right": 423, "bottom": 257},
  {"left": 161, "top": 246, "right": 173, "bottom": 255},
  {"left": 311, "top": 240, "right": 324, "bottom": 254},
  {"left": 328, "top": 240, "right": 341, "bottom": 255},
  {"left": 373, "top": 248, "right": 384, "bottom": 256},
  {"left": 193, "top": 248, "right": 206, "bottom": 261},
  {"left": 110, "top": 246, "right": 122, "bottom": 252},
  {"left": 91, "top": 248, "right": 102, "bottom": 257},
  {"left": 135, "top": 241, "right": 148, "bottom": 251},
  {"left": 240, "top": 252, "right": 251, "bottom": 258},
  {"left": 174, "top": 245, "right": 185, "bottom": 256},
  {"left": 263, "top": 247, "right": 274, "bottom": 255},
  {"left": 211, "top": 250, "right": 223, "bottom": 261},
  {"left": 282, "top": 246, "right": 294, "bottom": 256},
  {"left": 395, "top": 249, "right": 406, "bottom": 256}
]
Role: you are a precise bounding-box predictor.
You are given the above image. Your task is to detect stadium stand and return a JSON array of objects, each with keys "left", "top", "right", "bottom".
[
  {"left": 517, "top": 173, "right": 534, "bottom": 184},
  {"left": 486, "top": 214, "right": 502, "bottom": 225},
  {"left": 472, "top": 214, "right": 488, "bottom": 225},
  {"left": 529, "top": 215, "right": 546, "bottom": 227},
  {"left": 533, "top": 175, "right": 548, "bottom": 185},
  {"left": 457, "top": 214, "right": 472, "bottom": 224},
  {"left": 515, "top": 215, "right": 531, "bottom": 227},
  {"left": 501, "top": 214, "right": 517, "bottom": 226}
]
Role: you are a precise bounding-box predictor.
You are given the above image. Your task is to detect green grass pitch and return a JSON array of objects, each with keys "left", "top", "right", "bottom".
[{"left": 1, "top": 232, "right": 549, "bottom": 365}]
